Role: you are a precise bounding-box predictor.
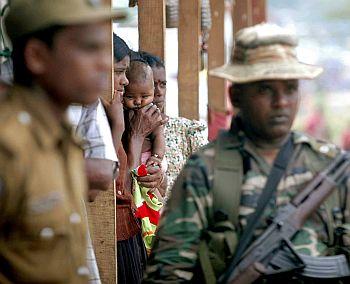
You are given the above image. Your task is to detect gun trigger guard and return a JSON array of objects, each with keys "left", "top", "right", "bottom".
[{"left": 264, "top": 238, "right": 305, "bottom": 276}]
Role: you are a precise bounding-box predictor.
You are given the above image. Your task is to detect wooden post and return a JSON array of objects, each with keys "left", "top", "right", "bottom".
[
  {"left": 178, "top": 0, "right": 201, "bottom": 120},
  {"left": 138, "top": 0, "right": 166, "bottom": 60},
  {"left": 252, "top": 0, "right": 266, "bottom": 25},
  {"left": 208, "top": 0, "right": 226, "bottom": 115},
  {"left": 87, "top": 0, "right": 116, "bottom": 283},
  {"left": 233, "top": 0, "right": 266, "bottom": 33}
]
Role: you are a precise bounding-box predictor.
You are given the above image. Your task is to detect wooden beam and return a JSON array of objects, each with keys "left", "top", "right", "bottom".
[
  {"left": 87, "top": 1, "right": 116, "bottom": 283},
  {"left": 138, "top": 0, "right": 166, "bottom": 60},
  {"left": 233, "top": 0, "right": 266, "bottom": 33},
  {"left": 208, "top": 0, "right": 226, "bottom": 114},
  {"left": 252, "top": 0, "right": 266, "bottom": 25},
  {"left": 178, "top": 0, "right": 201, "bottom": 120},
  {"left": 233, "top": 0, "right": 250, "bottom": 33}
]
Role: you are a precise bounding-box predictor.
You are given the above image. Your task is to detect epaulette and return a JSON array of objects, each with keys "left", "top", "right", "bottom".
[
  {"left": 194, "top": 141, "right": 215, "bottom": 161},
  {"left": 294, "top": 131, "right": 340, "bottom": 159},
  {"left": 0, "top": 107, "right": 32, "bottom": 156}
]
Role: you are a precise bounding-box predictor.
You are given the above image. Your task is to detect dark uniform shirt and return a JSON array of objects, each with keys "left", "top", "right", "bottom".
[
  {"left": 144, "top": 122, "right": 350, "bottom": 283},
  {"left": 0, "top": 85, "right": 88, "bottom": 283}
]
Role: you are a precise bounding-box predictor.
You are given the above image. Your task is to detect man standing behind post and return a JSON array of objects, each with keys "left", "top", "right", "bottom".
[
  {"left": 68, "top": 98, "right": 120, "bottom": 284},
  {"left": 0, "top": 0, "right": 120, "bottom": 283},
  {"left": 145, "top": 23, "right": 350, "bottom": 283}
]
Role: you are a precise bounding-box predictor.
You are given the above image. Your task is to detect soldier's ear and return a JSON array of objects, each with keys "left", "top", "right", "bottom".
[
  {"left": 229, "top": 83, "right": 242, "bottom": 108},
  {"left": 24, "top": 39, "right": 51, "bottom": 76}
]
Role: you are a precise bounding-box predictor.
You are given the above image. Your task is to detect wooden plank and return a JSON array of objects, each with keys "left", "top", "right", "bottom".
[
  {"left": 232, "top": 0, "right": 249, "bottom": 33},
  {"left": 252, "top": 0, "right": 266, "bottom": 25},
  {"left": 208, "top": 0, "right": 226, "bottom": 114},
  {"left": 138, "top": 0, "right": 166, "bottom": 60},
  {"left": 178, "top": 0, "right": 201, "bottom": 120},
  {"left": 87, "top": 1, "right": 116, "bottom": 283},
  {"left": 87, "top": 190, "right": 116, "bottom": 283},
  {"left": 233, "top": 0, "right": 266, "bottom": 34}
]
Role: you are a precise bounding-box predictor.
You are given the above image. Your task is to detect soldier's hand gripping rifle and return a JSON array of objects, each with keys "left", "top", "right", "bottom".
[{"left": 219, "top": 152, "right": 350, "bottom": 284}]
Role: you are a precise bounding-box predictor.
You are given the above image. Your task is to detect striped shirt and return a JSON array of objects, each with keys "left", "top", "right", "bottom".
[{"left": 68, "top": 98, "right": 118, "bottom": 284}]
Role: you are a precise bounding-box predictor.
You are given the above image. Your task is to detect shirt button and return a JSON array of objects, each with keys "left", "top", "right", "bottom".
[
  {"left": 117, "top": 190, "right": 122, "bottom": 195},
  {"left": 69, "top": 212, "right": 82, "bottom": 224},
  {"left": 17, "top": 111, "right": 31, "bottom": 125},
  {"left": 77, "top": 266, "right": 90, "bottom": 276},
  {"left": 40, "top": 227, "right": 54, "bottom": 239}
]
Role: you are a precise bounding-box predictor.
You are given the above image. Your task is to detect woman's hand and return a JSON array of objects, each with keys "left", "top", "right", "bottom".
[
  {"left": 137, "top": 165, "right": 165, "bottom": 195},
  {"left": 101, "top": 92, "right": 125, "bottom": 137},
  {"left": 126, "top": 104, "right": 168, "bottom": 139},
  {"left": 124, "top": 104, "right": 168, "bottom": 174}
]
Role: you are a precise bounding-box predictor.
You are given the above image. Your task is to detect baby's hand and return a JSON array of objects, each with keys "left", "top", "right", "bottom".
[{"left": 146, "top": 155, "right": 162, "bottom": 168}]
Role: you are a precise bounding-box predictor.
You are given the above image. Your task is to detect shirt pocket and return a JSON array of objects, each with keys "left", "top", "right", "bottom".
[{"left": 21, "top": 190, "right": 72, "bottom": 283}]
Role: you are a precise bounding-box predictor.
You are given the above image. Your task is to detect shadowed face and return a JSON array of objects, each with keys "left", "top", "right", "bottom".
[
  {"left": 33, "top": 22, "right": 111, "bottom": 106},
  {"left": 152, "top": 66, "right": 166, "bottom": 112},
  {"left": 231, "top": 79, "right": 299, "bottom": 142},
  {"left": 114, "top": 55, "right": 130, "bottom": 97}
]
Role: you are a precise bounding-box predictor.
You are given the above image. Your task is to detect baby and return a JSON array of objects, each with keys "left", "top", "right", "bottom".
[{"left": 124, "top": 60, "right": 166, "bottom": 168}]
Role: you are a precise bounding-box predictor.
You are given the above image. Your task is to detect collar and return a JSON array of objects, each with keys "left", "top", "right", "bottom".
[
  {"left": 227, "top": 115, "right": 301, "bottom": 149},
  {"left": 226, "top": 117, "right": 299, "bottom": 174},
  {"left": 217, "top": 117, "right": 246, "bottom": 150},
  {"left": 10, "top": 84, "right": 75, "bottom": 150}
]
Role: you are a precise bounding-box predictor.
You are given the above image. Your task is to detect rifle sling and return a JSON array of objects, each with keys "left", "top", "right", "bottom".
[{"left": 230, "top": 135, "right": 294, "bottom": 270}]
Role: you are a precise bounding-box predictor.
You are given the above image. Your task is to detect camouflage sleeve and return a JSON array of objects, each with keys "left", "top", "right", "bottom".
[
  {"left": 144, "top": 153, "right": 213, "bottom": 283},
  {"left": 342, "top": 175, "right": 350, "bottom": 246}
]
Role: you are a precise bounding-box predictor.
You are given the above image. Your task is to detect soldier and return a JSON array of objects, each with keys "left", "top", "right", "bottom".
[
  {"left": 144, "top": 23, "right": 350, "bottom": 283},
  {"left": 0, "top": 0, "right": 121, "bottom": 283}
]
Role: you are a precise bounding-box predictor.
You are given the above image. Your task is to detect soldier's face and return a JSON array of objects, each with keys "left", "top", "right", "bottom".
[
  {"left": 232, "top": 80, "right": 299, "bottom": 141},
  {"left": 38, "top": 22, "right": 111, "bottom": 106}
]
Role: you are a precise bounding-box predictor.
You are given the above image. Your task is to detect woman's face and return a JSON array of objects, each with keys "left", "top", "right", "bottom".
[
  {"left": 152, "top": 66, "right": 166, "bottom": 112},
  {"left": 113, "top": 55, "right": 130, "bottom": 97}
]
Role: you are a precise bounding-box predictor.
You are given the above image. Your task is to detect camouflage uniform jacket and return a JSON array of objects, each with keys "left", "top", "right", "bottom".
[{"left": 144, "top": 123, "right": 350, "bottom": 283}]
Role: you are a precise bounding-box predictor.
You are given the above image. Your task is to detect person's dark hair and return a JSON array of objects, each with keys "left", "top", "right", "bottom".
[
  {"left": 12, "top": 25, "right": 63, "bottom": 86},
  {"left": 230, "top": 83, "right": 246, "bottom": 91},
  {"left": 113, "top": 34, "right": 130, "bottom": 62},
  {"left": 130, "top": 51, "right": 147, "bottom": 64},
  {"left": 126, "top": 60, "right": 153, "bottom": 85},
  {"left": 139, "top": 51, "right": 165, "bottom": 69}
]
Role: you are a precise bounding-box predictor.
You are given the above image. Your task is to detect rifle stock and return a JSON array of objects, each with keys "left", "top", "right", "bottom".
[{"left": 220, "top": 152, "right": 350, "bottom": 284}]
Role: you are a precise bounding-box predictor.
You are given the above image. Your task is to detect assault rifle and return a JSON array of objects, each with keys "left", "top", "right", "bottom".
[{"left": 219, "top": 152, "right": 350, "bottom": 284}]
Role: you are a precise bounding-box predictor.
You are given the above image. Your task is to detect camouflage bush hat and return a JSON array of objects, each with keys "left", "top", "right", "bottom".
[
  {"left": 5, "top": 0, "right": 126, "bottom": 41},
  {"left": 209, "top": 23, "right": 323, "bottom": 83}
]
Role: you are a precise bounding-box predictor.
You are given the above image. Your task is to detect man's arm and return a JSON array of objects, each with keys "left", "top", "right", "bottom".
[
  {"left": 144, "top": 154, "right": 212, "bottom": 283},
  {"left": 68, "top": 101, "right": 119, "bottom": 201},
  {"left": 0, "top": 149, "right": 26, "bottom": 230},
  {"left": 101, "top": 95, "right": 125, "bottom": 155},
  {"left": 84, "top": 158, "right": 115, "bottom": 191}
]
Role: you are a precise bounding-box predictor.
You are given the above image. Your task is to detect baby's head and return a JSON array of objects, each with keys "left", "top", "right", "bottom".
[{"left": 124, "top": 60, "right": 154, "bottom": 109}]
